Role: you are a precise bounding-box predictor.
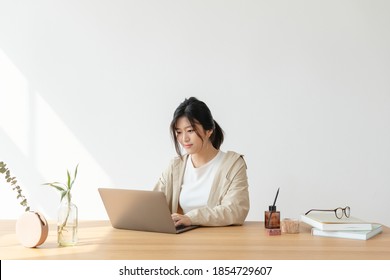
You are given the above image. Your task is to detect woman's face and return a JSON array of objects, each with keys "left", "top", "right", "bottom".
[{"left": 175, "top": 116, "right": 212, "bottom": 155}]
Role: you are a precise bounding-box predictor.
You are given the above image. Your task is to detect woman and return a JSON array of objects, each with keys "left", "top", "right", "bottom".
[{"left": 154, "top": 97, "right": 249, "bottom": 227}]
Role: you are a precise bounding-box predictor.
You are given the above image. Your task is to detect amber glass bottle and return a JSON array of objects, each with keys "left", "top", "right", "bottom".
[{"left": 264, "top": 205, "right": 280, "bottom": 229}]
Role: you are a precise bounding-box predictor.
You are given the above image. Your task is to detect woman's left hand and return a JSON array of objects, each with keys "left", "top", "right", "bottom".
[{"left": 171, "top": 213, "right": 192, "bottom": 227}]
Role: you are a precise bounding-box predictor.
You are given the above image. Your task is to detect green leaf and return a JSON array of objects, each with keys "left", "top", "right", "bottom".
[
  {"left": 67, "top": 170, "right": 71, "bottom": 190},
  {"left": 43, "top": 183, "right": 66, "bottom": 192},
  {"left": 70, "top": 164, "right": 79, "bottom": 190},
  {"left": 43, "top": 181, "right": 62, "bottom": 185},
  {"left": 60, "top": 190, "right": 69, "bottom": 202}
]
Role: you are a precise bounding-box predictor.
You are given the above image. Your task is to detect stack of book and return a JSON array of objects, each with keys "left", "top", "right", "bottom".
[{"left": 300, "top": 213, "right": 382, "bottom": 240}]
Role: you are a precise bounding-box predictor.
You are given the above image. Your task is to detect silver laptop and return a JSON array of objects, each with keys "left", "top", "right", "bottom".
[{"left": 98, "top": 188, "right": 198, "bottom": 234}]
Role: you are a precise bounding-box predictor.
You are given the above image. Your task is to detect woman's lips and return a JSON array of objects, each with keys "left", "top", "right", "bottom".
[{"left": 183, "top": 144, "right": 192, "bottom": 149}]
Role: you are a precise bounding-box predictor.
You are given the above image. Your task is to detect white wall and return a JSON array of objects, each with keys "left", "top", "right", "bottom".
[{"left": 1, "top": 0, "right": 389, "bottom": 226}]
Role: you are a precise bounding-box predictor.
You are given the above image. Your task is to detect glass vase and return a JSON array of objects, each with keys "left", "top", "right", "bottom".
[{"left": 57, "top": 194, "right": 78, "bottom": 246}]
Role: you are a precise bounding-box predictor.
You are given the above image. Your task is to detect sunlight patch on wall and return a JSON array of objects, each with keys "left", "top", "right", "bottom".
[
  {"left": 34, "top": 92, "right": 112, "bottom": 218},
  {"left": 34, "top": 92, "right": 112, "bottom": 185},
  {"left": 0, "top": 48, "right": 112, "bottom": 219}
]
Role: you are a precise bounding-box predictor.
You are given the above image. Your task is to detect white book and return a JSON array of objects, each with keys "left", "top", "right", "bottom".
[
  {"left": 300, "top": 213, "right": 374, "bottom": 231},
  {"left": 312, "top": 224, "right": 383, "bottom": 240}
]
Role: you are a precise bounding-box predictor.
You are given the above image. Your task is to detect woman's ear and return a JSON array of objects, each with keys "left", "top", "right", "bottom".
[{"left": 206, "top": 129, "right": 213, "bottom": 138}]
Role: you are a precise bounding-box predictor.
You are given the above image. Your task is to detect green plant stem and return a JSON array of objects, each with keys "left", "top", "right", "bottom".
[{"left": 58, "top": 192, "right": 72, "bottom": 237}]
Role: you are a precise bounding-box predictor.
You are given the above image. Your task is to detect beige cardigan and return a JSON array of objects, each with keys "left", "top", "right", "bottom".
[{"left": 153, "top": 151, "right": 250, "bottom": 226}]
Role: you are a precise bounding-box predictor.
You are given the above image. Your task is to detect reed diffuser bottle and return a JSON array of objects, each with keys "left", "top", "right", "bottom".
[
  {"left": 265, "top": 205, "right": 280, "bottom": 229},
  {"left": 265, "top": 188, "right": 280, "bottom": 229}
]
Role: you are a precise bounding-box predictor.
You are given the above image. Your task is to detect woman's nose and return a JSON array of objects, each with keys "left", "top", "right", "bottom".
[{"left": 182, "top": 132, "right": 189, "bottom": 142}]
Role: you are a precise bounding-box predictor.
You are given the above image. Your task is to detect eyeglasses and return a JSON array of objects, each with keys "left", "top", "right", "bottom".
[{"left": 304, "top": 206, "right": 350, "bottom": 219}]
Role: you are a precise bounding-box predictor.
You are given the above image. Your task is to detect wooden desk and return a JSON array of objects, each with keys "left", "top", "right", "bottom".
[{"left": 1, "top": 220, "right": 389, "bottom": 260}]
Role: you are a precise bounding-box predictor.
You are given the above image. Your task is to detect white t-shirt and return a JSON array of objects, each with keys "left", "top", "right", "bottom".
[{"left": 179, "top": 150, "right": 225, "bottom": 214}]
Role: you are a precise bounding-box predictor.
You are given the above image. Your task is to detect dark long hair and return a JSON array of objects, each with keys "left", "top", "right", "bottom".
[{"left": 170, "top": 97, "right": 224, "bottom": 157}]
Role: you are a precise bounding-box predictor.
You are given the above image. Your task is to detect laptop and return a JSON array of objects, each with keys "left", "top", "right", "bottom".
[{"left": 98, "top": 188, "right": 198, "bottom": 234}]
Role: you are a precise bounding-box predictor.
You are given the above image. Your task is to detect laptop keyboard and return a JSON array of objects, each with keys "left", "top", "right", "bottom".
[{"left": 175, "top": 224, "right": 187, "bottom": 231}]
